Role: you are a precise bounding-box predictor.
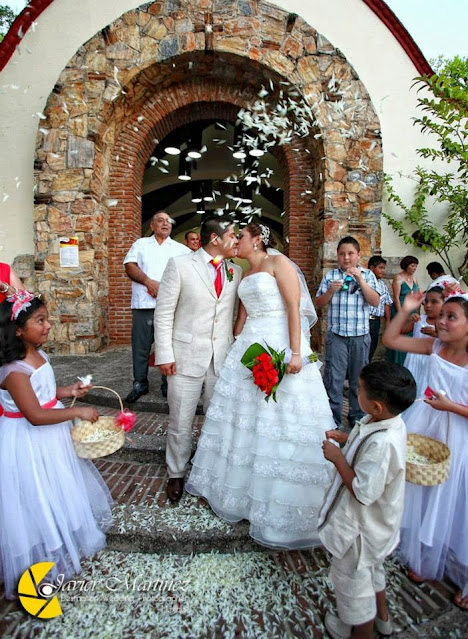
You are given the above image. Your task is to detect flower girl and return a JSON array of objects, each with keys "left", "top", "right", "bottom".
[
  {"left": 383, "top": 290, "right": 468, "bottom": 609},
  {"left": 0, "top": 291, "right": 112, "bottom": 599},
  {"left": 403, "top": 285, "right": 444, "bottom": 395}
]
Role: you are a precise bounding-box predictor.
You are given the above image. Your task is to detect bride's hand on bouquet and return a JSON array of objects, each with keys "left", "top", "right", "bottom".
[{"left": 286, "top": 353, "right": 302, "bottom": 375}]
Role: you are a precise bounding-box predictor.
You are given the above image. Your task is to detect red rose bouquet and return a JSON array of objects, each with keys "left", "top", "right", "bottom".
[
  {"left": 241, "top": 343, "right": 286, "bottom": 402},
  {"left": 241, "top": 343, "right": 319, "bottom": 402}
]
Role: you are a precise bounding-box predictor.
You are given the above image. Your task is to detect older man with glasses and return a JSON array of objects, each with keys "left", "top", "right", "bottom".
[{"left": 123, "top": 211, "right": 191, "bottom": 403}]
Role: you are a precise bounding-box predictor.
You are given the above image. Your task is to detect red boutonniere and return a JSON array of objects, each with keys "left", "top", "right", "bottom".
[{"left": 225, "top": 261, "right": 234, "bottom": 282}]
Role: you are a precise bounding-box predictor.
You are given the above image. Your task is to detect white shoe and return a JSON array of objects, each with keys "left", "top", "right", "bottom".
[
  {"left": 324, "top": 612, "right": 352, "bottom": 639},
  {"left": 375, "top": 615, "right": 393, "bottom": 635}
]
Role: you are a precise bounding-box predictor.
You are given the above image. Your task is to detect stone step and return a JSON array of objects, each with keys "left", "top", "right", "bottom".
[
  {"left": 86, "top": 406, "right": 257, "bottom": 554},
  {"left": 84, "top": 404, "right": 203, "bottom": 464},
  {"left": 94, "top": 457, "right": 261, "bottom": 555}
]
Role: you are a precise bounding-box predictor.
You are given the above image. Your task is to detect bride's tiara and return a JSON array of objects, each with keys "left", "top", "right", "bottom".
[{"left": 259, "top": 224, "right": 270, "bottom": 245}]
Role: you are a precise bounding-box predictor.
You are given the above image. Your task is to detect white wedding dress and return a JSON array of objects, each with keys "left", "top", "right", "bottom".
[{"left": 186, "top": 272, "right": 336, "bottom": 549}]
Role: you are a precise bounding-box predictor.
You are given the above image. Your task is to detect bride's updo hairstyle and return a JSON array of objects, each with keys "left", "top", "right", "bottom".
[{"left": 244, "top": 221, "right": 277, "bottom": 251}]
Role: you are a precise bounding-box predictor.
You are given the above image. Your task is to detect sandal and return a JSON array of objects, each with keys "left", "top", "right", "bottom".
[
  {"left": 454, "top": 590, "right": 468, "bottom": 610},
  {"left": 407, "top": 570, "right": 425, "bottom": 583}
]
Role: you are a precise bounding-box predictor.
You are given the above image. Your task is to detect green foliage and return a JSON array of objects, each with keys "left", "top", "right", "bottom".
[
  {"left": 0, "top": 5, "right": 16, "bottom": 40},
  {"left": 384, "top": 56, "right": 468, "bottom": 281}
]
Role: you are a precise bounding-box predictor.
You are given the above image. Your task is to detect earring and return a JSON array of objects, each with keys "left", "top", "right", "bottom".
[{"left": 253, "top": 244, "right": 258, "bottom": 252}]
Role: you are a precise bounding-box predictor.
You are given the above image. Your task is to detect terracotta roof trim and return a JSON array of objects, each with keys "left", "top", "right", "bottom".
[
  {"left": 0, "top": 0, "right": 433, "bottom": 75},
  {"left": 362, "top": 0, "right": 433, "bottom": 76}
]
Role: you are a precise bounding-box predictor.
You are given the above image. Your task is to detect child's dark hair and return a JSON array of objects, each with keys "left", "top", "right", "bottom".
[
  {"left": 0, "top": 297, "right": 46, "bottom": 365},
  {"left": 360, "top": 361, "right": 416, "bottom": 416},
  {"left": 443, "top": 295, "right": 468, "bottom": 318},
  {"left": 337, "top": 236, "right": 360, "bottom": 252},
  {"left": 425, "top": 285, "right": 444, "bottom": 300},
  {"left": 368, "top": 256, "right": 386, "bottom": 269}
]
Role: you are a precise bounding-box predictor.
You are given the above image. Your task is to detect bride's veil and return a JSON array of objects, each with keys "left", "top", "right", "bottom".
[{"left": 266, "top": 248, "right": 318, "bottom": 331}]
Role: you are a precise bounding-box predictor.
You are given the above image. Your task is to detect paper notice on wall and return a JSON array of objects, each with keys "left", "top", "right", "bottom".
[{"left": 59, "top": 236, "right": 79, "bottom": 267}]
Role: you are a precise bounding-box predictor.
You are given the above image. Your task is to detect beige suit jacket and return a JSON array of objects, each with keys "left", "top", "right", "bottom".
[{"left": 154, "top": 249, "right": 242, "bottom": 377}]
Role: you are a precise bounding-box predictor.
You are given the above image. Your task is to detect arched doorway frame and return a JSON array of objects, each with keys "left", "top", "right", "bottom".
[
  {"left": 107, "top": 77, "right": 318, "bottom": 343},
  {"left": 33, "top": 2, "right": 383, "bottom": 352}
]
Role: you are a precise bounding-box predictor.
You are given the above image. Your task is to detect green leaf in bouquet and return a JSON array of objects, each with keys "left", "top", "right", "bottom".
[
  {"left": 241, "top": 343, "right": 268, "bottom": 370},
  {"left": 308, "top": 352, "right": 319, "bottom": 363},
  {"left": 267, "top": 381, "right": 281, "bottom": 403}
]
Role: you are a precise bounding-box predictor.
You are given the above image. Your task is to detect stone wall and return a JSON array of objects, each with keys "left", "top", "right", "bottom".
[{"left": 34, "top": 0, "right": 382, "bottom": 352}]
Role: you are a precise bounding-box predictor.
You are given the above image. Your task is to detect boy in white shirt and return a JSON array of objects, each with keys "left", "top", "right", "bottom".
[{"left": 319, "top": 361, "right": 416, "bottom": 639}]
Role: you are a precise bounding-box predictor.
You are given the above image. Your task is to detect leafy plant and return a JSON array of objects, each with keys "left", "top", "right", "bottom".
[
  {"left": 383, "top": 56, "right": 468, "bottom": 281},
  {"left": 0, "top": 5, "right": 16, "bottom": 41}
]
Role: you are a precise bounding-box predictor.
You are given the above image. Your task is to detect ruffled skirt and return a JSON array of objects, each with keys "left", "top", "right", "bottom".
[{"left": 186, "top": 315, "right": 335, "bottom": 549}]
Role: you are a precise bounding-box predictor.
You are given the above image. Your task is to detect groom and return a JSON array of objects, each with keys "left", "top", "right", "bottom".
[{"left": 154, "top": 216, "right": 241, "bottom": 503}]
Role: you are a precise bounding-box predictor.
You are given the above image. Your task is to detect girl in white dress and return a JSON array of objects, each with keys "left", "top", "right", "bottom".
[
  {"left": 186, "top": 222, "right": 335, "bottom": 549},
  {"left": 0, "top": 291, "right": 112, "bottom": 599},
  {"left": 383, "top": 290, "right": 468, "bottom": 610},
  {"left": 404, "top": 285, "right": 444, "bottom": 396}
]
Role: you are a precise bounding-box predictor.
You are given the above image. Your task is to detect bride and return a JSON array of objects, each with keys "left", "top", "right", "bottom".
[{"left": 186, "top": 221, "right": 336, "bottom": 548}]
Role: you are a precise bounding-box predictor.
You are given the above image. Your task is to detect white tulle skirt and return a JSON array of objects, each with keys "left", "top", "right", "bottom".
[
  {"left": 0, "top": 413, "right": 113, "bottom": 598},
  {"left": 186, "top": 314, "right": 335, "bottom": 549},
  {"left": 397, "top": 351, "right": 468, "bottom": 597}
]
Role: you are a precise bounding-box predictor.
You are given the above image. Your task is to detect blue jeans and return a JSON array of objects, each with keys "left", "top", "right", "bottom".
[{"left": 323, "top": 331, "right": 370, "bottom": 429}]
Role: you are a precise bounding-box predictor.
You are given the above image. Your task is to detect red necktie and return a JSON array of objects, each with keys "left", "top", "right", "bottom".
[{"left": 210, "top": 260, "right": 223, "bottom": 297}]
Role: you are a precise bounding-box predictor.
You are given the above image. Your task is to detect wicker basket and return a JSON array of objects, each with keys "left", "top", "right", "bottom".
[
  {"left": 71, "top": 386, "right": 125, "bottom": 459},
  {"left": 406, "top": 415, "right": 451, "bottom": 486}
]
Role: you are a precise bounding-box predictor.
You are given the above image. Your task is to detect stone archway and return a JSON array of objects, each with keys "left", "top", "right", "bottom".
[{"left": 34, "top": 1, "right": 383, "bottom": 353}]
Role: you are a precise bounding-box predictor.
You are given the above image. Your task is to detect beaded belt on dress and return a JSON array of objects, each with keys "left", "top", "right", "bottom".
[
  {"left": 247, "top": 309, "right": 288, "bottom": 319},
  {"left": 0, "top": 396, "right": 58, "bottom": 418}
]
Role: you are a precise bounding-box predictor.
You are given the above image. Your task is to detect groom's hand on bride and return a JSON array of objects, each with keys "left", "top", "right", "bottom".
[{"left": 158, "top": 362, "right": 177, "bottom": 375}]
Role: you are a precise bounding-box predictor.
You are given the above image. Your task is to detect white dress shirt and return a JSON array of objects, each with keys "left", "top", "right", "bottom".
[
  {"left": 124, "top": 236, "right": 190, "bottom": 309},
  {"left": 200, "top": 247, "right": 226, "bottom": 287}
]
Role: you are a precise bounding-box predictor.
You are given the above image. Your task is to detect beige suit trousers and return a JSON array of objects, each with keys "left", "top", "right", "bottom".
[{"left": 166, "top": 358, "right": 217, "bottom": 478}]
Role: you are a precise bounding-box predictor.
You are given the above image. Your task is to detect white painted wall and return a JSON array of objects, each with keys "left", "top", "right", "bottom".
[{"left": 0, "top": 0, "right": 460, "bottom": 287}]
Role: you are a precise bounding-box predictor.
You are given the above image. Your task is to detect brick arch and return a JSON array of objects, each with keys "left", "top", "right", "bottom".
[
  {"left": 107, "top": 79, "right": 318, "bottom": 343},
  {"left": 33, "top": 1, "right": 383, "bottom": 353}
]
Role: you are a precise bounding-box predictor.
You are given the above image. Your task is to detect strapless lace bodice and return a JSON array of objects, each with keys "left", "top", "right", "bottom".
[{"left": 238, "top": 272, "right": 287, "bottom": 319}]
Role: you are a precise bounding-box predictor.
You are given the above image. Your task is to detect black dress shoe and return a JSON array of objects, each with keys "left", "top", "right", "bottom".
[
  {"left": 166, "top": 478, "right": 184, "bottom": 503},
  {"left": 125, "top": 386, "right": 149, "bottom": 403}
]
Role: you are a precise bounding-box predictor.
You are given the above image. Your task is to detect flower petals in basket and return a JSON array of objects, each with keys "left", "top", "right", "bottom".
[
  {"left": 71, "top": 386, "right": 137, "bottom": 459},
  {"left": 406, "top": 433, "right": 450, "bottom": 486}
]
